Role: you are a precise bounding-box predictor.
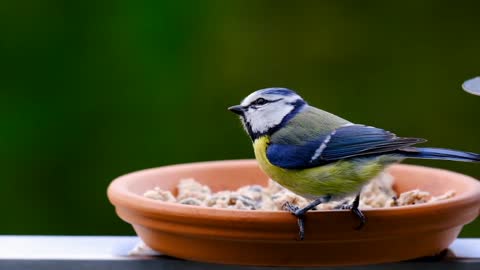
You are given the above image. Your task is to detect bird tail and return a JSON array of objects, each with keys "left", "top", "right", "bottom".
[{"left": 401, "top": 147, "right": 480, "bottom": 162}]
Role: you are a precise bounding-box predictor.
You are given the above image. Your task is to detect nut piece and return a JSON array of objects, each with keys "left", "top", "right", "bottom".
[
  {"left": 143, "top": 187, "right": 176, "bottom": 202},
  {"left": 390, "top": 189, "right": 430, "bottom": 206},
  {"left": 177, "top": 178, "right": 212, "bottom": 201}
]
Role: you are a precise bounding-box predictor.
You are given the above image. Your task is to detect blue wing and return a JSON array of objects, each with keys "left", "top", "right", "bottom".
[{"left": 267, "top": 124, "right": 426, "bottom": 169}]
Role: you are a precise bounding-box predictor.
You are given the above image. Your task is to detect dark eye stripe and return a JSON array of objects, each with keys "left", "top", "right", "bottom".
[{"left": 249, "top": 98, "right": 282, "bottom": 107}]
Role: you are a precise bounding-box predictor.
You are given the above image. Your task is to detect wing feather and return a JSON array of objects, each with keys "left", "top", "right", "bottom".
[{"left": 267, "top": 124, "right": 425, "bottom": 169}]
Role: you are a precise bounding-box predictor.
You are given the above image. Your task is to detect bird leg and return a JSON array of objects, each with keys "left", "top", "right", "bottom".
[
  {"left": 283, "top": 195, "right": 331, "bottom": 240},
  {"left": 341, "top": 193, "right": 366, "bottom": 230}
]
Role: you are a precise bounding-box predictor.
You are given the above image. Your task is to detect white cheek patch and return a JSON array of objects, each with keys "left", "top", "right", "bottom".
[{"left": 245, "top": 103, "right": 295, "bottom": 133}]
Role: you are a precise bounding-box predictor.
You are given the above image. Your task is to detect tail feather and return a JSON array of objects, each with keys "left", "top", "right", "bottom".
[{"left": 402, "top": 147, "right": 480, "bottom": 162}]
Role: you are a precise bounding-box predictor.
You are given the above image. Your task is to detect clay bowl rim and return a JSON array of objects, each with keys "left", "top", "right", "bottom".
[{"left": 107, "top": 159, "right": 480, "bottom": 222}]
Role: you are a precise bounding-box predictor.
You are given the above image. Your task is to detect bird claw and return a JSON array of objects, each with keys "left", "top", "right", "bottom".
[
  {"left": 283, "top": 201, "right": 301, "bottom": 216},
  {"left": 333, "top": 199, "right": 351, "bottom": 210},
  {"left": 339, "top": 194, "right": 366, "bottom": 230},
  {"left": 283, "top": 202, "right": 306, "bottom": 240},
  {"left": 352, "top": 207, "right": 366, "bottom": 230}
]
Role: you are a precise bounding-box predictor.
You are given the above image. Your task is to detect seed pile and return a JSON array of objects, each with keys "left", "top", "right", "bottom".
[{"left": 144, "top": 173, "right": 455, "bottom": 210}]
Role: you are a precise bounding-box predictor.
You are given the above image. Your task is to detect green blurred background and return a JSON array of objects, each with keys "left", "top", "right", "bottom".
[{"left": 1, "top": 1, "right": 479, "bottom": 236}]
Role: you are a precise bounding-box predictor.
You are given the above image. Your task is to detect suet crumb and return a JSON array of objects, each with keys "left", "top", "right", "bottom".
[
  {"left": 143, "top": 173, "right": 455, "bottom": 210},
  {"left": 143, "top": 187, "right": 176, "bottom": 202}
]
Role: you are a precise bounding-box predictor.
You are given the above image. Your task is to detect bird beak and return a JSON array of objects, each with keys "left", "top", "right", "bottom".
[{"left": 228, "top": 105, "right": 245, "bottom": 115}]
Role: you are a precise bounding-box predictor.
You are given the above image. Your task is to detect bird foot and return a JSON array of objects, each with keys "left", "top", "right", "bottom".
[
  {"left": 351, "top": 207, "right": 366, "bottom": 230},
  {"left": 282, "top": 202, "right": 306, "bottom": 240},
  {"left": 335, "top": 194, "right": 367, "bottom": 230},
  {"left": 283, "top": 201, "right": 301, "bottom": 216},
  {"left": 336, "top": 202, "right": 366, "bottom": 230},
  {"left": 334, "top": 200, "right": 352, "bottom": 210}
]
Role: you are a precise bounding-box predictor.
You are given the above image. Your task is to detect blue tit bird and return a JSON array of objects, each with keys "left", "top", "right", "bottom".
[{"left": 228, "top": 87, "right": 480, "bottom": 240}]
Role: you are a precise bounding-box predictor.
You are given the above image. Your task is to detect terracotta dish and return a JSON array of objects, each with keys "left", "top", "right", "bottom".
[{"left": 107, "top": 160, "right": 480, "bottom": 266}]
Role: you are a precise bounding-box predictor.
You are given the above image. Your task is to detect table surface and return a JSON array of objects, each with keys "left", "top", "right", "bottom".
[{"left": 0, "top": 236, "right": 479, "bottom": 270}]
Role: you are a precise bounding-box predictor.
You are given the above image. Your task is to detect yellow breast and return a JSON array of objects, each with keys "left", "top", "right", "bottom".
[
  {"left": 253, "top": 136, "right": 272, "bottom": 171},
  {"left": 253, "top": 136, "right": 298, "bottom": 191}
]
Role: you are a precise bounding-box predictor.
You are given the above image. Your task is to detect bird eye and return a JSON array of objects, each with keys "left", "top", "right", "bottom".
[{"left": 252, "top": 98, "right": 268, "bottom": 106}]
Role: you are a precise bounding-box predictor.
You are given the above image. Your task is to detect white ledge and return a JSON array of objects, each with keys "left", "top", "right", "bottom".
[{"left": 0, "top": 236, "right": 479, "bottom": 269}]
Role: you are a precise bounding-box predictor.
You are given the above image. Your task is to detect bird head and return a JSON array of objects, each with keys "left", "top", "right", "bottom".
[{"left": 228, "top": 88, "right": 307, "bottom": 140}]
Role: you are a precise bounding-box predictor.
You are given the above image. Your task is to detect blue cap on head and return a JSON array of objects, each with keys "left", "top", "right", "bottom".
[{"left": 261, "top": 88, "right": 298, "bottom": 96}]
